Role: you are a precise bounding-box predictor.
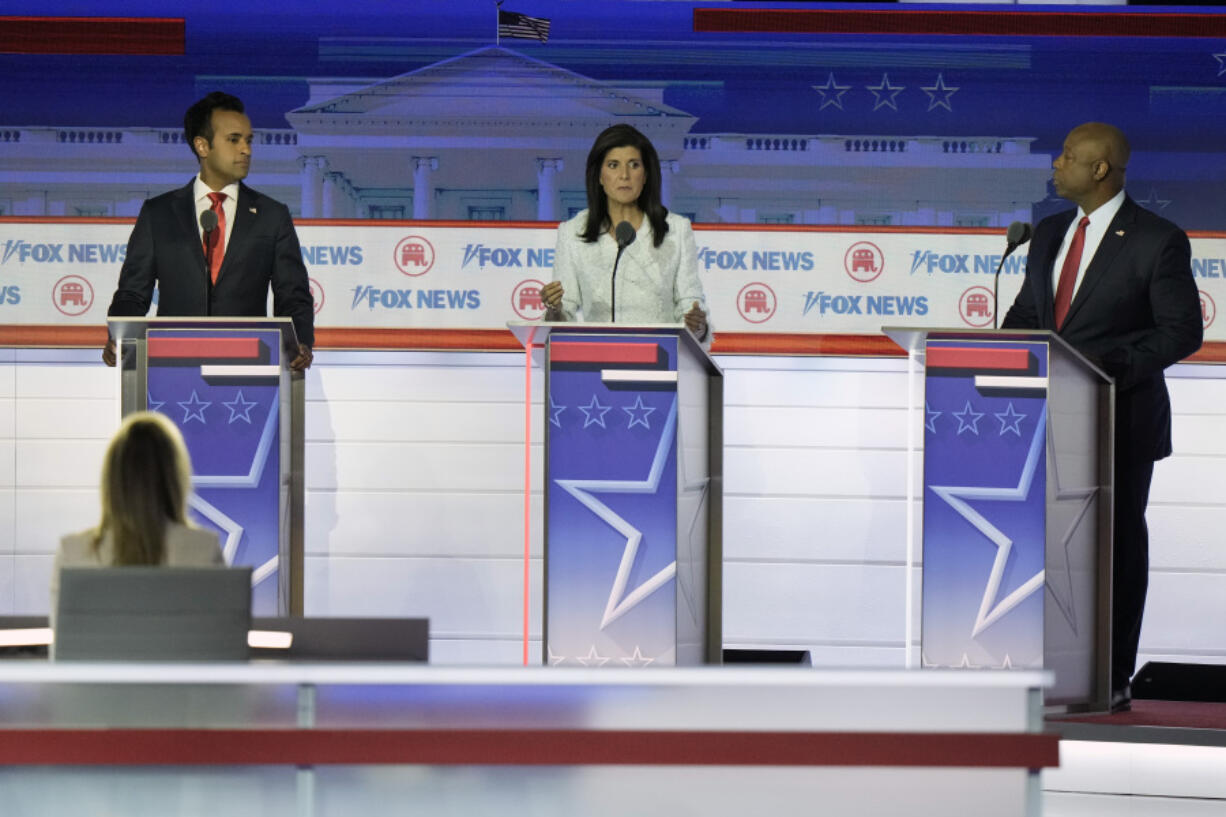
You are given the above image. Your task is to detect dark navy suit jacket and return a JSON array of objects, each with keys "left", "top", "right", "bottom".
[
  {"left": 108, "top": 180, "right": 315, "bottom": 347},
  {"left": 1002, "top": 195, "right": 1202, "bottom": 463}
]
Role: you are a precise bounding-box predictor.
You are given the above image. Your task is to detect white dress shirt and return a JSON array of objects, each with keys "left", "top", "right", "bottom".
[
  {"left": 193, "top": 174, "right": 239, "bottom": 250},
  {"left": 1051, "top": 187, "right": 1126, "bottom": 302}
]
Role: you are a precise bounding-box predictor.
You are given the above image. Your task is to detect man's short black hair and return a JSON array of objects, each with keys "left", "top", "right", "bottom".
[{"left": 183, "top": 92, "right": 245, "bottom": 161}]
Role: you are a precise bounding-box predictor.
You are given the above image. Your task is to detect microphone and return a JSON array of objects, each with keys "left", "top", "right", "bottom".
[
  {"left": 993, "top": 221, "right": 1032, "bottom": 329},
  {"left": 200, "top": 210, "right": 218, "bottom": 279},
  {"left": 610, "top": 220, "right": 636, "bottom": 322}
]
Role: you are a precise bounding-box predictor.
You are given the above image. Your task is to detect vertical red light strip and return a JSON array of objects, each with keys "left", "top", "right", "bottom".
[{"left": 523, "top": 328, "right": 538, "bottom": 665}]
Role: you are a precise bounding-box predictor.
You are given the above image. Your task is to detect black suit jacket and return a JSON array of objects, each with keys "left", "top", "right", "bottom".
[
  {"left": 108, "top": 180, "right": 315, "bottom": 347},
  {"left": 1002, "top": 195, "right": 1202, "bottom": 463}
]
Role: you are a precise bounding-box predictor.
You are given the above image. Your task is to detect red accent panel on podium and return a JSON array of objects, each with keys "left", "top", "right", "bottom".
[
  {"left": 927, "top": 347, "right": 1032, "bottom": 371},
  {"left": 549, "top": 341, "right": 660, "bottom": 364},
  {"left": 147, "top": 338, "right": 262, "bottom": 360}
]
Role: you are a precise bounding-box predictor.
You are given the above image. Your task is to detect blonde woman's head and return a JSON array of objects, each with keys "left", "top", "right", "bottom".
[{"left": 96, "top": 411, "right": 194, "bottom": 565}]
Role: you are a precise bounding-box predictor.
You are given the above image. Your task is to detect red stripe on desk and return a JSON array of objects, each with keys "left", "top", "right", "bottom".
[
  {"left": 550, "top": 341, "right": 660, "bottom": 365},
  {"left": 0, "top": 728, "right": 1059, "bottom": 769},
  {"left": 692, "top": 9, "right": 1226, "bottom": 38},
  {"left": 928, "top": 347, "right": 1031, "bottom": 371},
  {"left": 0, "top": 17, "right": 185, "bottom": 55},
  {"left": 148, "top": 338, "right": 261, "bottom": 360}
]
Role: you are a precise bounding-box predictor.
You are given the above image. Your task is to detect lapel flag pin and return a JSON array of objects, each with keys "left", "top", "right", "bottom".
[
  {"left": 1115, "top": 230, "right": 1125, "bottom": 236},
  {"left": 249, "top": 207, "right": 258, "bottom": 213}
]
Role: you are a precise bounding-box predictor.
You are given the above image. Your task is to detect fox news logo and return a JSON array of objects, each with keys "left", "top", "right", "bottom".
[
  {"left": 351, "top": 285, "right": 481, "bottom": 310},
  {"left": 1, "top": 240, "right": 126, "bottom": 265},
  {"left": 803, "top": 291, "right": 928, "bottom": 317},
  {"left": 301, "top": 245, "right": 362, "bottom": 266},
  {"left": 909, "top": 250, "right": 1027, "bottom": 276},
  {"left": 697, "top": 248, "right": 814, "bottom": 271},
  {"left": 461, "top": 245, "right": 554, "bottom": 269}
]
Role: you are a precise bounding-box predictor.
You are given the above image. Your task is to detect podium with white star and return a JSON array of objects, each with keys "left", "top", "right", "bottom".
[
  {"left": 109, "top": 317, "right": 305, "bottom": 616},
  {"left": 511, "top": 322, "right": 723, "bottom": 667},
  {"left": 886, "top": 327, "right": 1114, "bottom": 712}
]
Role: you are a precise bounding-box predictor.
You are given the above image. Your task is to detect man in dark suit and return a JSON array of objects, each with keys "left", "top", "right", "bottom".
[
  {"left": 1003, "top": 122, "right": 1202, "bottom": 711},
  {"left": 104, "top": 91, "right": 314, "bottom": 370}
]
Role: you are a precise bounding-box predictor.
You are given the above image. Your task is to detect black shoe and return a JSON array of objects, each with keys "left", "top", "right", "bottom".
[{"left": 1110, "top": 684, "right": 1132, "bottom": 713}]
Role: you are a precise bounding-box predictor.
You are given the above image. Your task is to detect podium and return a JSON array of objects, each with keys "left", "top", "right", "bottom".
[
  {"left": 511, "top": 322, "right": 723, "bottom": 666},
  {"left": 886, "top": 327, "right": 1113, "bottom": 712},
  {"left": 108, "top": 317, "right": 305, "bottom": 616}
]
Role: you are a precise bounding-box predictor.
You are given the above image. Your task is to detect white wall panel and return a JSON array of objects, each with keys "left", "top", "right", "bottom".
[
  {"left": 723, "top": 562, "right": 906, "bottom": 645},
  {"left": 308, "top": 400, "right": 530, "bottom": 444},
  {"left": 15, "top": 489, "right": 98, "bottom": 557},
  {"left": 0, "top": 441, "right": 13, "bottom": 489},
  {"left": 0, "top": 397, "right": 14, "bottom": 437},
  {"left": 15, "top": 398, "right": 115, "bottom": 439},
  {"left": 1147, "top": 506, "right": 1226, "bottom": 570},
  {"left": 304, "top": 490, "right": 542, "bottom": 558},
  {"left": 1149, "top": 456, "right": 1226, "bottom": 506},
  {"left": 1140, "top": 572, "right": 1226, "bottom": 654},
  {"left": 12, "top": 553, "right": 52, "bottom": 614},
  {"left": 724, "top": 368, "right": 909, "bottom": 409},
  {"left": 308, "top": 441, "right": 539, "bottom": 492},
  {"left": 726, "top": 406, "right": 905, "bottom": 449},
  {"left": 14, "top": 361, "right": 114, "bottom": 400},
  {"left": 0, "top": 489, "right": 13, "bottom": 557},
  {"left": 302, "top": 555, "right": 542, "bottom": 639},
  {"left": 724, "top": 496, "right": 913, "bottom": 564},
  {"left": 724, "top": 447, "right": 907, "bottom": 497},
  {"left": 15, "top": 440, "right": 108, "bottom": 488}
]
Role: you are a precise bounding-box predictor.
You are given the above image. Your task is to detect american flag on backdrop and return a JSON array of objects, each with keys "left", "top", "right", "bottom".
[{"left": 498, "top": 9, "right": 550, "bottom": 43}]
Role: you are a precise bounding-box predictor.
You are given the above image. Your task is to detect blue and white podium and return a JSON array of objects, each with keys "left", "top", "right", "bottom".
[
  {"left": 886, "top": 327, "right": 1113, "bottom": 712},
  {"left": 512, "top": 322, "right": 723, "bottom": 666},
  {"left": 108, "top": 317, "right": 305, "bottom": 616}
]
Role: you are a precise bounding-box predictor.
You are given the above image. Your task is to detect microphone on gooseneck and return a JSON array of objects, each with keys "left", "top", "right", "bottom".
[
  {"left": 993, "top": 221, "right": 1032, "bottom": 330},
  {"left": 610, "top": 220, "right": 636, "bottom": 322},
  {"left": 200, "top": 209, "right": 218, "bottom": 275}
]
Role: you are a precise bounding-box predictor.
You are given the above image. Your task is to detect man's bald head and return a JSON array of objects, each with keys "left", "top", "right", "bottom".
[{"left": 1053, "top": 122, "right": 1130, "bottom": 212}]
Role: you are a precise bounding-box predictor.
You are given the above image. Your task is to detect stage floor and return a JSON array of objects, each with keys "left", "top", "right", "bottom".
[{"left": 1044, "top": 700, "right": 1226, "bottom": 815}]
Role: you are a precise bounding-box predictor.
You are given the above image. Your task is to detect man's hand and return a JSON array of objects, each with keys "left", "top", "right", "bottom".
[
  {"left": 102, "top": 337, "right": 117, "bottom": 367},
  {"left": 290, "top": 344, "right": 313, "bottom": 371},
  {"left": 684, "top": 301, "right": 708, "bottom": 339},
  {"left": 541, "top": 281, "right": 563, "bottom": 310}
]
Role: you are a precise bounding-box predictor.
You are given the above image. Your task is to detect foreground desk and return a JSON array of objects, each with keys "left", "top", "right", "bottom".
[{"left": 0, "top": 664, "right": 1054, "bottom": 817}]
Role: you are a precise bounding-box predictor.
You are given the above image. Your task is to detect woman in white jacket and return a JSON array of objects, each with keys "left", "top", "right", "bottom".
[{"left": 542, "top": 124, "right": 709, "bottom": 342}]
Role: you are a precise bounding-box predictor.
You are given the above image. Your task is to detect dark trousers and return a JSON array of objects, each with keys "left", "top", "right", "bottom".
[{"left": 1112, "top": 457, "right": 1155, "bottom": 692}]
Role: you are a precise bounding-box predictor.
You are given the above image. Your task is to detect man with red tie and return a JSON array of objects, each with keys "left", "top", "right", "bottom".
[
  {"left": 104, "top": 92, "right": 315, "bottom": 370},
  {"left": 1003, "top": 122, "right": 1202, "bottom": 712}
]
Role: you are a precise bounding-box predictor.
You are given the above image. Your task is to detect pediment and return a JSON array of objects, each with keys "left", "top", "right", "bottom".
[{"left": 288, "top": 46, "right": 693, "bottom": 124}]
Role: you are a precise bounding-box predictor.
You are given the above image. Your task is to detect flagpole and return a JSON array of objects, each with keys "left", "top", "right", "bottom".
[{"left": 495, "top": 0, "right": 502, "bottom": 46}]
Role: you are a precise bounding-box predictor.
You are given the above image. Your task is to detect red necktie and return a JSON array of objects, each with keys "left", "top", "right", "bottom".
[
  {"left": 1053, "top": 215, "right": 1089, "bottom": 329},
  {"left": 204, "top": 192, "right": 227, "bottom": 284}
]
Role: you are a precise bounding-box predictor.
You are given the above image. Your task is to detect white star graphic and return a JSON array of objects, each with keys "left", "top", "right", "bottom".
[
  {"left": 930, "top": 405, "right": 1047, "bottom": 638},
  {"left": 812, "top": 72, "right": 851, "bottom": 110},
  {"left": 549, "top": 396, "right": 566, "bottom": 429},
  {"left": 866, "top": 73, "right": 905, "bottom": 111},
  {"left": 579, "top": 395, "right": 611, "bottom": 429},
  {"left": 178, "top": 390, "right": 211, "bottom": 424},
  {"left": 1044, "top": 411, "right": 1099, "bottom": 638},
  {"left": 222, "top": 390, "right": 258, "bottom": 424},
  {"left": 1136, "top": 188, "right": 1172, "bottom": 212},
  {"left": 620, "top": 646, "right": 655, "bottom": 667},
  {"left": 622, "top": 395, "right": 656, "bottom": 429},
  {"left": 575, "top": 645, "right": 611, "bottom": 667},
  {"left": 547, "top": 646, "right": 567, "bottom": 666},
  {"left": 952, "top": 400, "right": 984, "bottom": 435},
  {"left": 147, "top": 392, "right": 165, "bottom": 413},
  {"left": 925, "top": 402, "right": 941, "bottom": 434},
  {"left": 1214, "top": 52, "right": 1226, "bottom": 77},
  {"left": 920, "top": 73, "right": 959, "bottom": 112},
  {"left": 554, "top": 398, "right": 680, "bottom": 630},
  {"left": 994, "top": 402, "right": 1026, "bottom": 436}
]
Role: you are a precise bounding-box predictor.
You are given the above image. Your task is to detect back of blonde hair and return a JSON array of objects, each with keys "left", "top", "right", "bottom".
[{"left": 93, "top": 411, "right": 194, "bottom": 565}]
